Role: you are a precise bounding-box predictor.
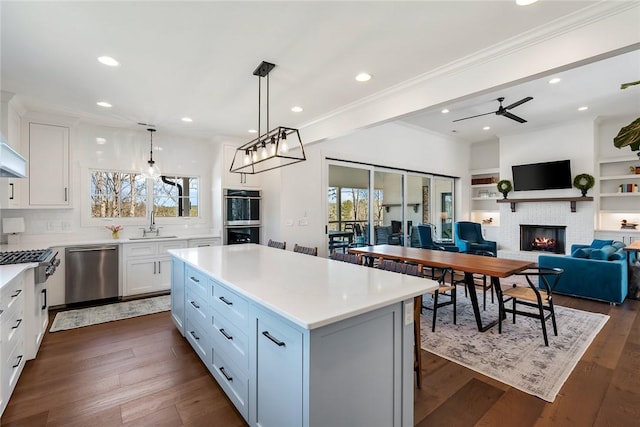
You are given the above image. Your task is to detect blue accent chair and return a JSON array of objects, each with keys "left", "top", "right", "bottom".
[{"left": 453, "top": 221, "right": 497, "bottom": 254}]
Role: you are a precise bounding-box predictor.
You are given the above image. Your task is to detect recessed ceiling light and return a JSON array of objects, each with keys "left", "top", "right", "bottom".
[
  {"left": 355, "top": 73, "right": 372, "bottom": 82},
  {"left": 441, "top": 109, "right": 450, "bottom": 114},
  {"left": 181, "top": 117, "right": 193, "bottom": 122},
  {"left": 97, "top": 56, "right": 119, "bottom": 67},
  {"left": 483, "top": 126, "right": 491, "bottom": 131},
  {"left": 248, "top": 129, "right": 257, "bottom": 134},
  {"left": 578, "top": 106, "right": 589, "bottom": 111},
  {"left": 96, "top": 101, "right": 112, "bottom": 108},
  {"left": 548, "top": 78, "right": 561, "bottom": 84},
  {"left": 291, "top": 106, "right": 303, "bottom": 113},
  {"left": 516, "top": 0, "right": 538, "bottom": 6},
  {"left": 96, "top": 137, "right": 106, "bottom": 144}
]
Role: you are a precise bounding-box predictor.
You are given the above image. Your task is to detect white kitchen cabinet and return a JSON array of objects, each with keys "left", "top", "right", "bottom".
[
  {"left": 22, "top": 268, "right": 47, "bottom": 361},
  {"left": 595, "top": 230, "right": 640, "bottom": 245},
  {"left": 222, "top": 144, "right": 262, "bottom": 188},
  {"left": 1, "top": 270, "right": 26, "bottom": 416},
  {"left": 28, "top": 122, "right": 70, "bottom": 207},
  {"left": 187, "top": 237, "right": 221, "bottom": 248},
  {"left": 0, "top": 97, "right": 24, "bottom": 209},
  {"left": 123, "top": 240, "right": 187, "bottom": 296}
]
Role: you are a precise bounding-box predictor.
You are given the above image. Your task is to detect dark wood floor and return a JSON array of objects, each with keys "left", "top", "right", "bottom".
[{"left": 3, "top": 295, "right": 639, "bottom": 426}]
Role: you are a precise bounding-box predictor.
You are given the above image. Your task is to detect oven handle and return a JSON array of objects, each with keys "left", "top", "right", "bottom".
[{"left": 67, "top": 247, "right": 118, "bottom": 253}]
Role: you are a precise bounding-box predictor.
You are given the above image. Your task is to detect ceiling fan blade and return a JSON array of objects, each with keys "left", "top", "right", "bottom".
[
  {"left": 501, "top": 111, "right": 527, "bottom": 123},
  {"left": 452, "top": 111, "right": 496, "bottom": 122},
  {"left": 504, "top": 96, "right": 533, "bottom": 110}
]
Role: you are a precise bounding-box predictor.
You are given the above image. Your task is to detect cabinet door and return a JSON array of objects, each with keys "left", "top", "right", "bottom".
[
  {"left": 28, "top": 122, "right": 69, "bottom": 206},
  {"left": 124, "top": 258, "right": 156, "bottom": 296},
  {"left": 156, "top": 257, "right": 173, "bottom": 292},
  {"left": 256, "top": 313, "right": 303, "bottom": 427},
  {"left": 171, "top": 258, "right": 185, "bottom": 335}
]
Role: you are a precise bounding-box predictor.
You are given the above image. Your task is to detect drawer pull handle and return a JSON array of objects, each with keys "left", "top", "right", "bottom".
[
  {"left": 11, "top": 289, "right": 22, "bottom": 298},
  {"left": 189, "top": 330, "right": 200, "bottom": 341},
  {"left": 220, "top": 366, "right": 233, "bottom": 382},
  {"left": 12, "top": 318, "right": 22, "bottom": 329},
  {"left": 190, "top": 300, "right": 200, "bottom": 309},
  {"left": 219, "top": 328, "right": 233, "bottom": 340},
  {"left": 219, "top": 296, "right": 233, "bottom": 306},
  {"left": 190, "top": 276, "right": 200, "bottom": 283},
  {"left": 262, "top": 331, "right": 286, "bottom": 347},
  {"left": 12, "top": 355, "right": 23, "bottom": 368}
]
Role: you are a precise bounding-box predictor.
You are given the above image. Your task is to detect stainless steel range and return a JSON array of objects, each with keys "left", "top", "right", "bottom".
[{"left": 0, "top": 249, "right": 60, "bottom": 282}]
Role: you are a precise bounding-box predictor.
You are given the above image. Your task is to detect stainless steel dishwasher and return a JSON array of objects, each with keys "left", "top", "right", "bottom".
[{"left": 65, "top": 245, "right": 119, "bottom": 304}]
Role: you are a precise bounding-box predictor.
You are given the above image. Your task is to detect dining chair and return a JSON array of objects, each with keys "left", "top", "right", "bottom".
[
  {"left": 331, "top": 249, "right": 361, "bottom": 265},
  {"left": 267, "top": 239, "right": 286, "bottom": 250},
  {"left": 457, "top": 249, "right": 496, "bottom": 311},
  {"left": 376, "top": 258, "right": 424, "bottom": 388},
  {"left": 498, "top": 267, "right": 563, "bottom": 346},
  {"left": 293, "top": 243, "right": 318, "bottom": 256}
]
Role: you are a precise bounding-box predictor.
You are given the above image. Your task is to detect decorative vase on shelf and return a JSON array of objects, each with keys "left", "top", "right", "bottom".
[{"left": 112, "top": 231, "right": 119, "bottom": 239}]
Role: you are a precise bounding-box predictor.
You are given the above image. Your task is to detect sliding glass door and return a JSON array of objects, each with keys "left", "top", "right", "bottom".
[{"left": 327, "top": 160, "right": 455, "bottom": 254}]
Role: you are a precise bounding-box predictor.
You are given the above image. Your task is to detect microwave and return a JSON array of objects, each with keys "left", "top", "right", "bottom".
[{"left": 224, "top": 189, "right": 261, "bottom": 226}]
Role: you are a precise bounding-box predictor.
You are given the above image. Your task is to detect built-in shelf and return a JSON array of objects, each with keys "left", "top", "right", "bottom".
[
  {"left": 497, "top": 196, "right": 593, "bottom": 213},
  {"left": 382, "top": 203, "right": 420, "bottom": 213}
]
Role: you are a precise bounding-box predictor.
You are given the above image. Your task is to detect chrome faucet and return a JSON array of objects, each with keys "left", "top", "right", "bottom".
[
  {"left": 149, "top": 211, "right": 156, "bottom": 232},
  {"left": 140, "top": 211, "right": 160, "bottom": 237}
]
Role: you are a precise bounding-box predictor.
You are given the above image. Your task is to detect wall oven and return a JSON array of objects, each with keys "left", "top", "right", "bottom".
[
  {"left": 224, "top": 189, "right": 261, "bottom": 245},
  {"left": 224, "top": 189, "right": 261, "bottom": 226}
]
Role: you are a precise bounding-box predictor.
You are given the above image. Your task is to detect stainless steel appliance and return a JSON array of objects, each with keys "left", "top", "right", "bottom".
[
  {"left": 0, "top": 248, "right": 59, "bottom": 281},
  {"left": 224, "top": 189, "right": 261, "bottom": 245},
  {"left": 65, "top": 245, "right": 118, "bottom": 304}
]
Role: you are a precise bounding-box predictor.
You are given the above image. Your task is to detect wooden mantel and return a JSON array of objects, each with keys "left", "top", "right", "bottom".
[{"left": 496, "top": 196, "right": 593, "bottom": 212}]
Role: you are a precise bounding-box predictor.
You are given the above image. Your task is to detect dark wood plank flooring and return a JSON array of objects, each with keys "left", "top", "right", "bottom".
[{"left": 3, "top": 295, "right": 639, "bottom": 426}]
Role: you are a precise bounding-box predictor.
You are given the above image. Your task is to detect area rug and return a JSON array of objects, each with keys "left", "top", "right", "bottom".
[
  {"left": 420, "top": 289, "right": 608, "bottom": 402},
  {"left": 50, "top": 295, "right": 171, "bottom": 332}
]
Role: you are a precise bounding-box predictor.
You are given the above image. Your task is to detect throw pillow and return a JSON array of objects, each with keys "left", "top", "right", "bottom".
[
  {"left": 611, "top": 241, "right": 625, "bottom": 250},
  {"left": 590, "top": 239, "right": 613, "bottom": 249},
  {"left": 571, "top": 248, "right": 592, "bottom": 258},
  {"left": 609, "top": 251, "right": 625, "bottom": 261},
  {"left": 590, "top": 245, "right": 616, "bottom": 260}
]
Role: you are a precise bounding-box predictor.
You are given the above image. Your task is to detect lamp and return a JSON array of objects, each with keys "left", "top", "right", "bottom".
[
  {"left": 230, "top": 61, "right": 306, "bottom": 174},
  {"left": 2, "top": 217, "right": 25, "bottom": 245},
  {"left": 142, "top": 128, "right": 161, "bottom": 179}
]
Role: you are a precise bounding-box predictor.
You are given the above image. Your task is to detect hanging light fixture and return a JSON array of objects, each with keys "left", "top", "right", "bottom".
[
  {"left": 142, "top": 128, "right": 161, "bottom": 179},
  {"left": 230, "top": 61, "right": 306, "bottom": 174}
]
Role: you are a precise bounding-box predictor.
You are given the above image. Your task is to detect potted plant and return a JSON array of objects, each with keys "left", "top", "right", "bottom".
[
  {"left": 573, "top": 173, "right": 594, "bottom": 197},
  {"left": 614, "top": 81, "right": 640, "bottom": 158},
  {"left": 496, "top": 180, "right": 512, "bottom": 199}
]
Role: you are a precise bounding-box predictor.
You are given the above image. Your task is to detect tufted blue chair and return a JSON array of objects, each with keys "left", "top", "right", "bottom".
[{"left": 454, "top": 221, "right": 497, "bottom": 254}]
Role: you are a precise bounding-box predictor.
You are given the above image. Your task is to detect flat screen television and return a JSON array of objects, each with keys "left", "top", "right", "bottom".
[{"left": 512, "top": 159, "right": 572, "bottom": 191}]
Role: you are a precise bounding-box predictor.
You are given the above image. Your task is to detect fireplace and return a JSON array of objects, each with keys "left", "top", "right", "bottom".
[{"left": 520, "top": 225, "right": 566, "bottom": 254}]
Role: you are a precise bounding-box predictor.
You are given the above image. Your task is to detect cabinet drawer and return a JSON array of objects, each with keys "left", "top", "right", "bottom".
[
  {"left": 158, "top": 241, "right": 187, "bottom": 254},
  {"left": 212, "top": 313, "right": 249, "bottom": 372},
  {"left": 185, "top": 267, "right": 210, "bottom": 301},
  {"left": 1, "top": 276, "right": 24, "bottom": 312},
  {"left": 4, "top": 337, "right": 25, "bottom": 394},
  {"left": 185, "top": 317, "right": 211, "bottom": 366},
  {"left": 185, "top": 289, "right": 211, "bottom": 329},
  {"left": 2, "top": 297, "right": 25, "bottom": 351},
  {"left": 212, "top": 283, "right": 248, "bottom": 329},
  {"left": 211, "top": 350, "right": 249, "bottom": 421},
  {"left": 123, "top": 243, "right": 156, "bottom": 257},
  {"left": 188, "top": 238, "right": 220, "bottom": 248}
]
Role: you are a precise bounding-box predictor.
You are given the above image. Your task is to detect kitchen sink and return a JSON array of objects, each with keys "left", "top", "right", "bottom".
[{"left": 129, "top": 235, "right": 178, "bottom": 240}]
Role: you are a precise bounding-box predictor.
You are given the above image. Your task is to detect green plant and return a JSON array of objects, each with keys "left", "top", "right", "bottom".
[
  {"left": 614, "top": 81, "right": 640, "bottom": 158},
  {"left": 573, "top": 173, "right": 594, "bottom": 197},
  {"left": 497, "top": 180, "right": 512, "bottom": 199}
]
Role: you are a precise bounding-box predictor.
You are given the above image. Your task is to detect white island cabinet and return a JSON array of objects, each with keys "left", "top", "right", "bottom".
[{"left": 170, "top": 244, "right": 437, "bottom": 427}]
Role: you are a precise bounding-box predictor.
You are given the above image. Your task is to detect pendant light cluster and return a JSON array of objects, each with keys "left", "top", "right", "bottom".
[
  {"left": 230, "top": 61, "right": 305, "bottom": 174},
  {"left": 142, "top": 127, "right": 161, "bottom": 179}
]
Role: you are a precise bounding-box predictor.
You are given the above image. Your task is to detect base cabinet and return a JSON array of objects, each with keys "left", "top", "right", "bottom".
[
  {"left": 123, "top": 241, "right": 187, "bottom": 296},
  {"left": 1, "top": 271, "right": 27, "bottom": 416},
  {"left": 173, "top": 257, "right": 412, "bottom": 427}
]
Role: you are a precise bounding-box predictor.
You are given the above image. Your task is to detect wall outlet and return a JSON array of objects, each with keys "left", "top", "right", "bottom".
[
  {"left": 285, "top": 219, "right": 294, "bottom": 227},
  {"left": 62, "top": 221, "right": 71, "bottom": 230},
  {"left": 298, "top": 219, "right": 308, "bottom": 226},
  {"left": 46, "top": 221, "right": 55, "bottom": 231}
]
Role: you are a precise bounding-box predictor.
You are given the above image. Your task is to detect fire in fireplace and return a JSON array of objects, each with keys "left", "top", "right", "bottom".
[{"left": 520, "top": 225, "right": 566, "bottom": 254}]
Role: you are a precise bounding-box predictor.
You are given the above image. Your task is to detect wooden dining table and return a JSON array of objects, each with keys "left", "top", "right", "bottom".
[{"left": 348, "top": 244, "right": 535, "bottom": 332}]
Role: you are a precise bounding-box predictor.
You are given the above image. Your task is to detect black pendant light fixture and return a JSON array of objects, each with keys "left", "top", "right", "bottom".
[
  {"left": 230, "top": 61, "right": 305, "bottom": 174},
  {"left": 142, "top": 128, "right": 161, "bottom": 179}
]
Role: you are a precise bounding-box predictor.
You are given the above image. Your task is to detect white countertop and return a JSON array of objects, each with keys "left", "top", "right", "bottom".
[
  {"left": 0, "top": 262, "right": 37, "bottom": 290},
  {"left": 169, "top": 244, "right": 438, "bottom": 330}
]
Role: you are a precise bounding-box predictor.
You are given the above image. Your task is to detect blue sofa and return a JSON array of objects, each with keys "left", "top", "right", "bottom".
[{"left": 538, "top": 239, "right": 630, "bottom": 304}]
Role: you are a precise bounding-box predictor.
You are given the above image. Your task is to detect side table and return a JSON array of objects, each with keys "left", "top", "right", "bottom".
[{"left": 623, "top": 241, "right": 640, "bottom": 300}]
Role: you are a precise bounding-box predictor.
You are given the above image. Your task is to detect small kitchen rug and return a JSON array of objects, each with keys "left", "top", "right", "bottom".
[{"left": 49, "top": 295, "right": 171, "bottom": 332}]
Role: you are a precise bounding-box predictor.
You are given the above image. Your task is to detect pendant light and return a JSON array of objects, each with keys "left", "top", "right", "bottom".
[
  {"left": 142, "top": 128, "right": 161, "bottom": 179},
  {"left": 229, "top": 61, "right": 305, "bottom": 174}
]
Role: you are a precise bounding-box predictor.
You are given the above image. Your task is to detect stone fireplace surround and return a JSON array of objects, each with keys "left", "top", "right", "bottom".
[{"left": 497, "top": 201, "right": 595, "bottom": 262}]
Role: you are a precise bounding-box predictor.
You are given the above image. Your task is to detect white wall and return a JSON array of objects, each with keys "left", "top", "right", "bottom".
[{"left": 268, "top": 122, "right": 469, "bottom": 257}]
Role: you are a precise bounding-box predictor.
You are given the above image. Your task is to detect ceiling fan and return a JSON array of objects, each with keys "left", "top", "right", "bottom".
[{"left": 453, "top": 96, "right": 533, "bottom": 123}]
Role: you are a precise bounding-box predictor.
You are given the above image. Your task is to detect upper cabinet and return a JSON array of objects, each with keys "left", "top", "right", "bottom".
[
  {"left": 28, "top": 122, "right": 70, "bottom": 207},
  {"left": 0, "top": 93, "right": 24, "bottom": 208},
  {"left": 222, "top": 144, "right": 262, "bottom": 189}
]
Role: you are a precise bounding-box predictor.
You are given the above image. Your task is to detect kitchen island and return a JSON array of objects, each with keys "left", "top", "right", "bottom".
[{"left": 169, "top": 244, "right": 437, "bottom": 427}]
